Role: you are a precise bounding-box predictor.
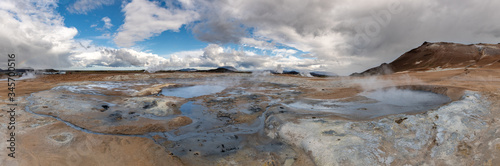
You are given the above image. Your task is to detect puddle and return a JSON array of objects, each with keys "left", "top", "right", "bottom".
[
  {"left": 363, "top": 88, "right": 450, "bottom": 107},
  {"left": 287, "top": 89, "right": 451, "bottom": 119},
  {"left": 161, "top": 85, "right": 226, "bottom": 98},
  {"left": 158, "top": 101, "right": 266, "bottom": 156},
  {"left": 166, "top": 102, "right": 264, "bottom": 140}
]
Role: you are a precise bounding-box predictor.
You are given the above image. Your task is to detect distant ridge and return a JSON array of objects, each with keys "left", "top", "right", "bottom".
[{"left": 206, "top": 66, "right": 238, "bottom": 73}]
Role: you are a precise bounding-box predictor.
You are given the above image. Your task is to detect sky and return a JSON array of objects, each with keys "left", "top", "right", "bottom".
[{"left": 1, "top": 0, "right": 500, "bottom": 75}]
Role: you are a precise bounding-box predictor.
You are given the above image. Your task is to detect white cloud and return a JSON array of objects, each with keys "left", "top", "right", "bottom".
[
  {"left": 95, "top": 33, "right": 112, "bottom": 39},
  {"left": 240, "top": 38, "right": 275, "bottom": 50},
  {"left": 0, "top": 0, "right": 171, "bottom": 71},
  {"left": 0, "top": 0, "right": 391, "bottom": 74},
  {"left": 4, "top": 0, "right": 500, "bottom": 76},
  {"left": 0, "top": 0, "right": 78, "bottom": 69},
  {"left": 109, "top": 0, "right": 405, "bottom": 74},
  {"left": 113, "top": 0, "right": 199, "bottom": 47},
  {"left": 134, "top": 0, "right": 500, "bottom": 74},
  {"left": 101, "top": 17, "right": 113, "bottom": 30},
  {"left": 67, "top": 0, "right": 114, "bottom": 14},
  {"left": 70, "top": 47, "right": 168, "bottom": 68},
  {"left": 145, "top": 44, "right": 362, "bottom": 75},
  {"left": 272, "top": 49, "right": 298, "bottom": 56},
  {"left": 165, "top": 50, "right": 204, "bottom": 59},
  {"left": 92, "top": 17, "right": 113, "bottom": 32}
]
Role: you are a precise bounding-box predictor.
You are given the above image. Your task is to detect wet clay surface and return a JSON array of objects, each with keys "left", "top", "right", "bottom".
[{"left": 1, "top": 67, "right": 500, "bottom": 165}]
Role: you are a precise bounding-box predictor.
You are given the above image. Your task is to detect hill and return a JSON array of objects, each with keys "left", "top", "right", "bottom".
[{"left": 351, "top": 42, "right": 500, "bottom": 76}]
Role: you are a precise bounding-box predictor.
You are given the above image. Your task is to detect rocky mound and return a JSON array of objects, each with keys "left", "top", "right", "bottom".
[
  {"left": 207, "top": 66, "right": 238, "bottom": 72},
  {"left": 352, "top": 42, "right": 500, "bottom": 76}
]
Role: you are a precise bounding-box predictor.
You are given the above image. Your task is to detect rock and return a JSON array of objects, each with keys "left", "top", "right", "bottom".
[
  {"left": 143, "top": 100, "right": 158, "bottom": 109},
  {"left": 167, "top": 116, "right": 193, "bottom": 127},
  {"left": 283, "top": 157, "right": 295, "bottom": 166},
  {"left": 108, "top": 111, "right": 123, "bottom": 122},
  {"left": 249, "top": 105, "right": 262, "bottom": 112},
  {"left": 217, "top": 112, "right": 232, "bottom": 118},
  {"left": 123, "top": 97, "right": 183, "bottom": 117},
  {"left": 131, "top": 83, "right": 175, "bottom": 96},
  {"left": 48, "top": 132, "right": 74, "bottom": 144},
  {"left": 395, "top": 117, "right": 407, "bottom": 124},
  {"left": 350, "top": 63, "right": 394, "bottom": 76}
]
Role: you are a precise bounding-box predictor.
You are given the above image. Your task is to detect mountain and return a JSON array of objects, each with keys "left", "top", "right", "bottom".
[
  {"left": 351, "top": 42, "right": 500, "bottom": 76},
  {"left": 205, "top": 66, "right": 239, "bottom": 73}
]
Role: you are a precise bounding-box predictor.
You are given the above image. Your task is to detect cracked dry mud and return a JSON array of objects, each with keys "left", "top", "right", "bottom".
[{"left": 1, "top": 68, "right": 500, "bottom": 166}]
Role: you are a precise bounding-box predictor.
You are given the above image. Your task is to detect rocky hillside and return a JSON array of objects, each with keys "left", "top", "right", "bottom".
[{"left": 352, "top": 42, "right": 500, "bottom": 76}]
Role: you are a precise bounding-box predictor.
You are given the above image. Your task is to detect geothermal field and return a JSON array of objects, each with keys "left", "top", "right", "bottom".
[{"left": 1, "top": 42, "right": 500, "bottom": 165}]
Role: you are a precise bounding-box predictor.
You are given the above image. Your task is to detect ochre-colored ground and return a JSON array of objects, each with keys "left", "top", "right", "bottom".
[
  {"left": 0, "top": 66, "right": 499, "bottom": 165},
  {"left": 2, "top": 66, "right": 499, "bottom": 101}
]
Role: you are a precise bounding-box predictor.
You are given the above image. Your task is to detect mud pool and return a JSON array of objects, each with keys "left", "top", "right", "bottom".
[{"left": 286, "top": 88, "right": 451, "bottom": 119}]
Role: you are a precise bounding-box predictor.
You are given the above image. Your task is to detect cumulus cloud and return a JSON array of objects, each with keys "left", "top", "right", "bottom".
[
  {"left": 0, "top": 0, "right": 168, "bottom": 70},
  {"left": 4, "top": 0, "right": 500, "bottom": 75},
  {"left": 114, "top": 0, "right": 199, "bottom": 47},
  {"left": 0, "top": 0, "right": 365, "bottom": 74},
  {"left": 219, "top": 0, "right": 500, "bottom": 72},
  {"left": 101, "top": 17, "right": 113, "bottom": 30},
  {"left": 0, "top": 0, "right": 78, "bottom": 69},
  {"left": 191, "top": 18, "right": 246, "bottom": 44},
  {"left": 0, "top": 0, "right": 384, "bottom": 74},
  {"left": 240, "top": 37, "right": 275, "bottom": 50},
  {"left": 145, "top": 44, "right": 358, "bottom": 74},
  {"left": 71, "top": 43, "right": 308, "bottom": 73},
  {"left": 70, "top": 47, "right": 168, "bottom": 68},
  {"left": 187, "top": 0, "right": 347, "bottom": 58},
  {"left": 67, "top": 0, "right": 114, "bottom": 14},
  {"left": 115, "top": 0, "right": 500, "bottom": 74}
]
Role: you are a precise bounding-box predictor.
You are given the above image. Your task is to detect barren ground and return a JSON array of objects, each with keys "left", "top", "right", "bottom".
[{"left": 0, "top": 67, "right": 499, "bottom": 165}]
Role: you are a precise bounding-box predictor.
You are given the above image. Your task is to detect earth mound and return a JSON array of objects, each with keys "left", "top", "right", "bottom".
[{"left": 352, "top": 42, "right": 500, "bottom": 76}]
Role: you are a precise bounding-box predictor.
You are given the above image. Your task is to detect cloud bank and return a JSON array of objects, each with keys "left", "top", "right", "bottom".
[
  {"left": 113, "top": 0, "right": 199, "bottom": 47},
  {"left": 0, "top": 0, "right": 77, "bottom": 69},
  {"left": 2, "top": 0, "right": 500, "bottom": 75},
  {"left": 111, "top": 0, "right": 500, "bottom": 74},
  {"left": 145, "top": 44, "right": 331, "bottom": 73}
]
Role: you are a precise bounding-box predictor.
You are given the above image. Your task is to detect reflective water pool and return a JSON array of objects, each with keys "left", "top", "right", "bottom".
[
  {"left": 160, "top": 85, "right": 226, "bottom": 98},
  {"left": 287, "top": 88, "right": 451, "bottom": 119}
]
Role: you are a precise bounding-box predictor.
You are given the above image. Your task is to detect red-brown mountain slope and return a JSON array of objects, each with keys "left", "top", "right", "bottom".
[{"left": 352, "top": 42, "right": 500, "bottom": 76}]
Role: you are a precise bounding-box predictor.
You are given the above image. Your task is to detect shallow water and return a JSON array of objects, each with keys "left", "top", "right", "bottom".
[
  {"left": 161, "top": 85, "right": 226, "bottom": 98},
  {"left": 158, "top": 101, "right": 266, "bottom": 156},
  {"left": 287, "top": 89, "right": 451, "bottom": 119},
  {"left": 363, "top": 88, "right": 450, "bottom": 107},
  {"left": 165, "top": 101, "right": 265, "bottom": 140}
]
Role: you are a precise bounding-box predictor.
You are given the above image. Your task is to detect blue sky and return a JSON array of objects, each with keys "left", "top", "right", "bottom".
[
  {"left": 57, "top": 0, "right": 208, "bottom": 55},
  {"left": 55, "top": 0, "right": 307, "bottom": 60}
]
